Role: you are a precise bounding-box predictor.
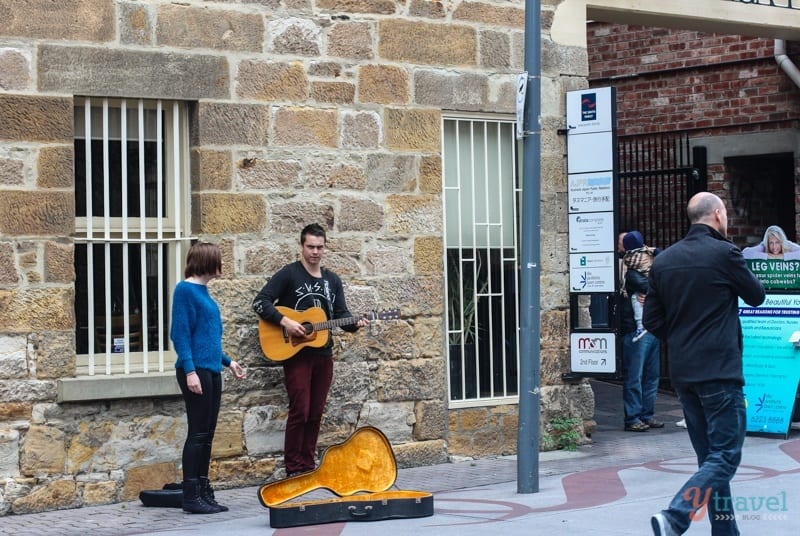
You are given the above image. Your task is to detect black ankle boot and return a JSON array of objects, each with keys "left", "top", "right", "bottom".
[
  {"left": 182, "top": 479, "right": 222, "bottom": 514},
  {"left": 199, "top": 476, "right": 228, "bottom": 512}
]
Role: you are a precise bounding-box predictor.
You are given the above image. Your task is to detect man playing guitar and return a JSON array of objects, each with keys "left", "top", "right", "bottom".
[{"left": 252, "top": 223, "right": 369, "bottom": 477}]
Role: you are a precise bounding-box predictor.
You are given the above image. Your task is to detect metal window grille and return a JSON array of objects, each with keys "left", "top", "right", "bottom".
[
  {"left": 443, "top": 116, "right": 521, "bottom": 407},
  {"left": 74, "top": 98, "right": 192, "bottom": 376}
]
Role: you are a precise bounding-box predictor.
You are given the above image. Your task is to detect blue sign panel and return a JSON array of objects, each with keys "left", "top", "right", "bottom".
[
  {"left": 581, "top": 92, "right": 597, "bottom": 121},
  {"left": 739, "top": 293, "right": 800, "bottom": 437}
]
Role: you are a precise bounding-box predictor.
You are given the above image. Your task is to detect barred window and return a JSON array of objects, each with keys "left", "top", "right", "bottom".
[
  {"left": 443, "top": 116, "right": 521, "bottom": 407},
  {"left": 73, "top": 98, "right": 192, "bottom": 376}
]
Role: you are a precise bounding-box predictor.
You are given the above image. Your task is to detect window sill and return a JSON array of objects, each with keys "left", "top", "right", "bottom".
[{"left": 58, "top": 372, "right": 181, "bottom": 402}]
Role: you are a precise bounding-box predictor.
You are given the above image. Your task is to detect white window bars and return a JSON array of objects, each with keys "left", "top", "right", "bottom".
[
  {"left": 73, "top": 97, "right": 192, "bottom": 376},
  {"left": 443, "top": 116, "right": 522, "bottom": 407}
]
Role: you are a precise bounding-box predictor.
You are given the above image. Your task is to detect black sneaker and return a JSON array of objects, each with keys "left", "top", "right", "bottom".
[{"left": 644, "top": 419, "right": 665, "bottom": 428}]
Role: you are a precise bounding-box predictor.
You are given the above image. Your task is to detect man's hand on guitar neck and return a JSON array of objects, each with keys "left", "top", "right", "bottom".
[{"left": 281, "top": 312, "right": 369, "bottom": 337}]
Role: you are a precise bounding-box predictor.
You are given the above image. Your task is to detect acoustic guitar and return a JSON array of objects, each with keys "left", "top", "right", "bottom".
[{"left": 258, "top": 306, "right": 400, "bottom": 362}]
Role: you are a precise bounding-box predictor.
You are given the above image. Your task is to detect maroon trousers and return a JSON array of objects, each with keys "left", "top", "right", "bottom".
[{"left": 282, "top": 352, "right": 333, "bottom": 474}]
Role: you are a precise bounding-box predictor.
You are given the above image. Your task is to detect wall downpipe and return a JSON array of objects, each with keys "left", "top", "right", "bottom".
[{"left": 774, "top": 39, "right": 800, "bottom": 88}]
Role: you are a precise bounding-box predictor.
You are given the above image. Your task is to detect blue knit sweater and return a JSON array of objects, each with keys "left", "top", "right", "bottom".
[{"left": 170, "top": 280, "right": 232, "bottom": 374}]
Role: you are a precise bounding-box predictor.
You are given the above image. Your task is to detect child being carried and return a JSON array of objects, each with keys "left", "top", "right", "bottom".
[{"left": 622, "top": 230, "right": 659, "bottom": 343}]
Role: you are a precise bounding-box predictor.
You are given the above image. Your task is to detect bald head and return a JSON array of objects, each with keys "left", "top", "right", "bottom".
[{"left": 687, "top": 192, "right": 727, "bottom": 235}]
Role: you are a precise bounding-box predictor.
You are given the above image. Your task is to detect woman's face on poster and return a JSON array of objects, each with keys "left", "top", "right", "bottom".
[{"left": 768, "top": 233, "right": 783, "bottom": 255}]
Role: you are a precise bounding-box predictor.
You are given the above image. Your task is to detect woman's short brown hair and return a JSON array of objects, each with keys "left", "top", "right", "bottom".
[{"left": 184, "top": 242, "right": 222, "bottom": 278}]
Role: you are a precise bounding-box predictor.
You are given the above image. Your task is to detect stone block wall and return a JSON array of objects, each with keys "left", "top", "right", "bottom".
[{"left": 0, "top": 0, "right": 589, "bottom": 515}]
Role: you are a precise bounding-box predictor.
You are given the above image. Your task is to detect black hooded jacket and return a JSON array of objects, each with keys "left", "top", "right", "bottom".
[
  {"left": 620, "top": 268, "right": 649, "bottom": 336},
  {"left": 643, "top": 224, "right": 765, "bottom": 386}
]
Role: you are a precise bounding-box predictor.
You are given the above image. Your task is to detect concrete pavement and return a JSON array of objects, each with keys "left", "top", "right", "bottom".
[{"left": 2, "top": 380, "right": 799, "bottom": 535}]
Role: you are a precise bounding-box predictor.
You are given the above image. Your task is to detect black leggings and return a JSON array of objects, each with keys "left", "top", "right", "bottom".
[{"left": 176, "top": 368, "right": 222, "bottom": 481}]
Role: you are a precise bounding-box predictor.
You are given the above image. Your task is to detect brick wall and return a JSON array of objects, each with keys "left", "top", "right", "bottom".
[
  {"left": 588, "top": 23, "right": 800, "bottom": 136},
  {"left": 588, "top": 22, "right": 800, "bottom": 247}
]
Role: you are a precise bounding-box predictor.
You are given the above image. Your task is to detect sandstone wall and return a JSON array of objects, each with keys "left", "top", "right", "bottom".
[{"left": 0, "top": 0, "right": 587, "bottom": 515}]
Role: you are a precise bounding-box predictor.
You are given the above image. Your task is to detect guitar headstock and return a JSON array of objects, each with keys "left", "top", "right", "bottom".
[{"left": 364, "top": 309, "right": 400, "bottom": 321}]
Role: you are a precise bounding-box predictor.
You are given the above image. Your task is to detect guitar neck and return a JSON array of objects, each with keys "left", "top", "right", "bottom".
[{"left": 314, "top": 316, "right": 359, "bottom": 333}]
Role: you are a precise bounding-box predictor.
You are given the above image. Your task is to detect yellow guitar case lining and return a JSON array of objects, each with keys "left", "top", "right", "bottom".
[{"left": 258, "top": 426, "right": 434, "bottom": 528}]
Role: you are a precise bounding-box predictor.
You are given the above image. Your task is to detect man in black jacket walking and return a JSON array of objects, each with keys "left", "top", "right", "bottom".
[{"left": 643, "top": 192, "right": 765, "bottom": 536}]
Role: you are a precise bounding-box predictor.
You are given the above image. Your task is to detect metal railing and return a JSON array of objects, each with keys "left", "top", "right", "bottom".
[
  {"left": 74, "top": 98, "right": 192, "bottom": 375},
  {"left": 443, "top": 116, "right": 521, "bottom": 406}
]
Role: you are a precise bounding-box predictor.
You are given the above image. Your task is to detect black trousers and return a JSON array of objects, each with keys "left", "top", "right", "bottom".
[{"left": 176, "top": 368, "right": 222, "bottom": 481}]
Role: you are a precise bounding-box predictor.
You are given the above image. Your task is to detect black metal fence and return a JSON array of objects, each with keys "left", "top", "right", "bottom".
[
  {"left": 617, "top": 132, "right": 707, "bottom": 250},
  {"left": 616, "top": 132, "right": 708, "bottom": 389}
]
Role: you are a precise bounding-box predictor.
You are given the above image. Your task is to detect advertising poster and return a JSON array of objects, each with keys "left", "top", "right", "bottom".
[
  {"left": 746, "top": 259, "right": 800, "bottom": 290},
  {"left": 739, "top": 293, "right": 800, "bottom": 437}
]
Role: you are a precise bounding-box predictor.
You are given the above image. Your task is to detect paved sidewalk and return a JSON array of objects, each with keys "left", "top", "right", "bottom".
[{"left": 2, "top": 381, "right": 798, "bottom": 535}]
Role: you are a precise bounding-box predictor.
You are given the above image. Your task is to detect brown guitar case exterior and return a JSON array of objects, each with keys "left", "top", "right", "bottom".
[{"left": 258, "top": 426, "right": 433, "bottom": 528}]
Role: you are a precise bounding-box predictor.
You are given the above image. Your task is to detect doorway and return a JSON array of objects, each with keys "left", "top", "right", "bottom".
[{"left": 726, "top": 153, "right": 797, "bottom": 248}]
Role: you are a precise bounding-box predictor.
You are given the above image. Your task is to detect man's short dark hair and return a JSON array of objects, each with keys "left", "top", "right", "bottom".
[{"left": 301, "top": 223, "right": 327, "bottom": 244}]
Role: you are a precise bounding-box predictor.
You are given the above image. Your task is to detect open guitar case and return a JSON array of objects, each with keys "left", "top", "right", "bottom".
[{"left": 258, "top": 426, "right": 434, "bottom": 528}]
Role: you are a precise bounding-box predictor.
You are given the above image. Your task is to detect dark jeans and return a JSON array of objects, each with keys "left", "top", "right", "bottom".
[
  {"left": 663, "top": 380, "right": 746, "bottom": 536},
  {"left": 176, "top": 368, "right": 222, "bottom": 481},
  {"left": 283, "top": 352, "right": 333, "bottom": 474},
  {"left": 622, "top": 331, "right": 660, "bottom": 426}
]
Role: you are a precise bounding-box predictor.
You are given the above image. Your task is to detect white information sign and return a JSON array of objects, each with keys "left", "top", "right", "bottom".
[
  {"left": 566, "top": 87, "right": 615, "bottom": 135},
  {"left": 567, "top": 131, "right": 614, "bottom": 174},
  {"left": 568, "top": 212, "right": 615, "bottom": 253},
  {"left": 570, "top": 333, "right": 616, "bottom": 373},
  {"left": 568, "top": 172, "right": 614, "bottom": 213},
  {"left": 570, "top": 252, "right": 615, "bottom": 293},
  {"left": 565, "top": 86, "right": 617, "bottom": 376},
  {"left": 516, "top": 72, "right": 527, "bottom": 140}
]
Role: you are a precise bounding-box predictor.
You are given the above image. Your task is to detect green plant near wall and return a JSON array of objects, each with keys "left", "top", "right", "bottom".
[
  {"left": 542, "top": 417, "right": 583, "bottom": 452},
  {"left": 446, "top": 252, "right": 489, "bottom": 345}
]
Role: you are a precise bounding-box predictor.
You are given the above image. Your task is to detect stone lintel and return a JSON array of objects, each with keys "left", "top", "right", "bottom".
[{"left": 38, "top": 45, "right": 230, "bottom": 100}]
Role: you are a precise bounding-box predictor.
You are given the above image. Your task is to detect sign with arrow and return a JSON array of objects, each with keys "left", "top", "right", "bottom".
[{"left": 570, "top": 333, "right": 615, "bottom": 373}]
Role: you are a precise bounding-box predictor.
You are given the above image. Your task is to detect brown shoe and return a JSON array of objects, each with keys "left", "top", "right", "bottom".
[
  {"left": 644, "top": 419, "right": 665, "bottom": 429},
  {"left": 624, "top": 421, "right": 649, "bottom": 432}
]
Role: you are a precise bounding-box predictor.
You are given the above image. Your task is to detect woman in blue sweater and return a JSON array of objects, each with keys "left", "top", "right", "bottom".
[{"left": 171, "top": 242, "right": 246, "bottom": 514}]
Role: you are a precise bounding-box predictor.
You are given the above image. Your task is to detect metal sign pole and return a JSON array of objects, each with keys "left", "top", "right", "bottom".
[{"left": 517, "top": 0, "right": 542, "bottom": 494}]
